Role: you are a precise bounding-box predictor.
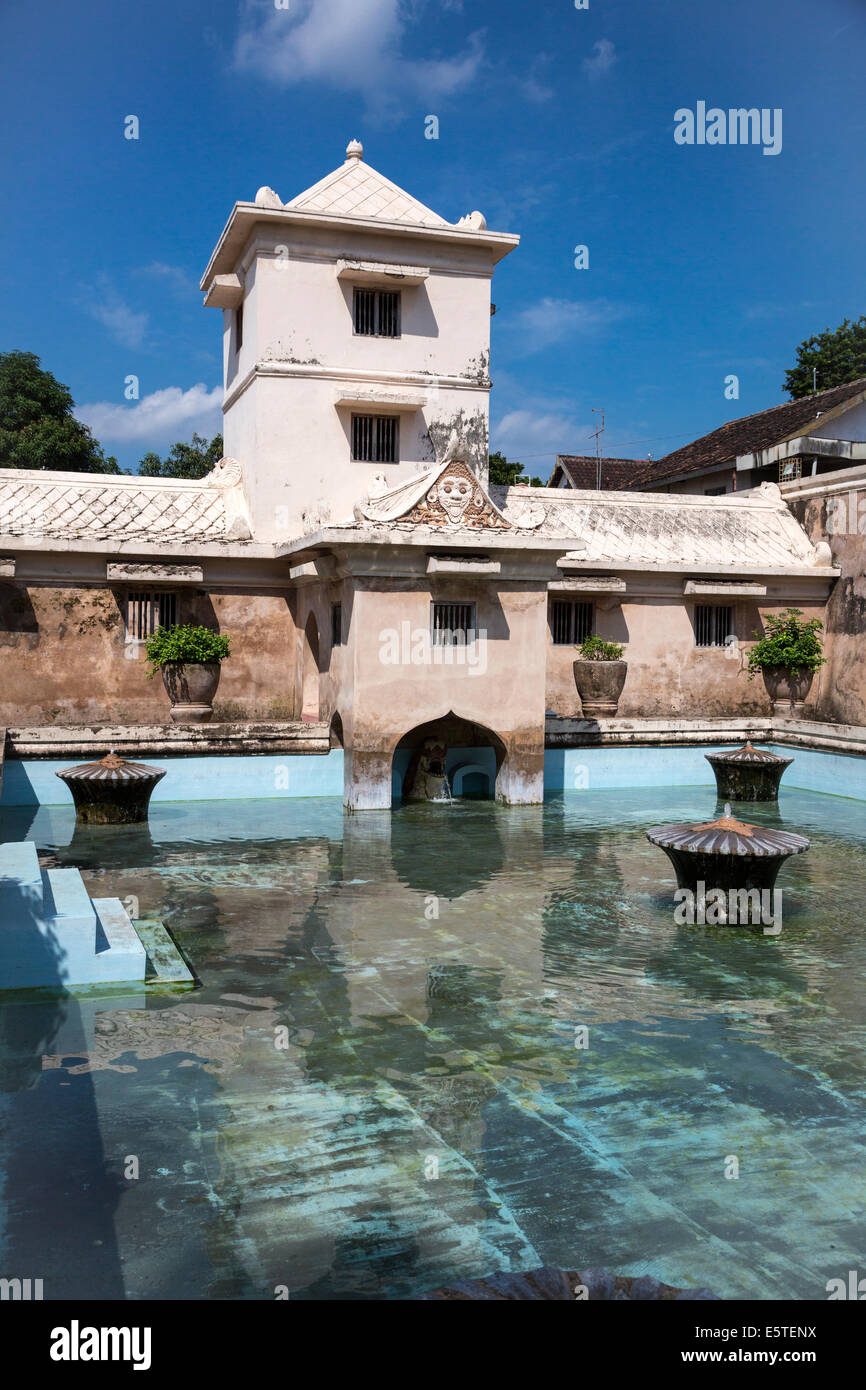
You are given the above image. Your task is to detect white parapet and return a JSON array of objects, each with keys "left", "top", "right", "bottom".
[{"left": 0, "top": 841, "right": 148, "bottom": 990}]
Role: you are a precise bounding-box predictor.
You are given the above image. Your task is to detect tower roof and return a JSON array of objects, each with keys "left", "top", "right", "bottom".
[{"left": 285, "top": 140, "right": 448, "bottom": 228}]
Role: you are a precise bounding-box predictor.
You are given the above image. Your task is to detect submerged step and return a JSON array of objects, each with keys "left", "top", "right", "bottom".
[{"left": 0, "top": 840, "right": 44, "bottom": 910}]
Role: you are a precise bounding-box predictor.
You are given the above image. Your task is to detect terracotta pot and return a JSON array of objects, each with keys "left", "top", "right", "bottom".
[
  {"left": 760, "top": 665, "right": 814, "bottom": 719},
  {"left": 160, "top": 661, "right": 221, "bottom": 724},
  {"left": 573, "top": 659, "right": 628, "bottom": 718}
]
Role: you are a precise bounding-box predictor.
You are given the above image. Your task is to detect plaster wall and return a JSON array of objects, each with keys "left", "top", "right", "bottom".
[
  {"left": 0, "top": 585, "right": 296, "bottom": 725},
  {"left": 788, "top": 481, "right": 866, "bottom": 724},
  {"left": 806, "top": 401, "right": 866, "bottom": 443},
  {"left": 336, "top": 579, "right": 549, "bottom": 808},
  {"left": 544, "top": 590, "right": 828, "bottom": 719}
]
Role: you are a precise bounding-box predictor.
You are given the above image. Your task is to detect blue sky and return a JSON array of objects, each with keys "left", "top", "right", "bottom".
[{"left": 1, "top": 0, "right": 864, "bottom": 476}]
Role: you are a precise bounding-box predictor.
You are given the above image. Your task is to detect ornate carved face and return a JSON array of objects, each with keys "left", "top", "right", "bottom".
[{"left": 432, "top": 473, "right": 475, "bottom": 524}]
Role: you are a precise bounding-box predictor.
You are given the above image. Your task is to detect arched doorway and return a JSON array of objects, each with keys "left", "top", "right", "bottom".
[
  {"left": 392, "top": 711, "right": 506, "bottom": 802},
  {"left": 301, "top": 612, "right": 321, "bottom": 722}
]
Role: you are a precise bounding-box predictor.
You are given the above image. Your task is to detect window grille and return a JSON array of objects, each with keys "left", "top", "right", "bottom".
[
  {"left": 695, "top": 604, "right": 733, "bottom": 648},
  {"left": 351, "top": 414, "right": 398, "bottom": 463},
  {"left": 550, "top": 600, "right": 593, "bottom": 646},
  {"left": 431, "top": 602, "right": 476, "bottom": 646},
  {"left": 125, "top": 592, "right": 177, "bottom": 642},
  {"left": 779, "top": 458, "right": 802, "bottom": 482},
  {"left": 353, "top": 288, "right": 400, "bottom": 337}
]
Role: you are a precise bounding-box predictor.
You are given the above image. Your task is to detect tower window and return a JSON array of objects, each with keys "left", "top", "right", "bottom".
[
  {"left": 235, "top": 303, "right": 243, "bottom": 351},
  {"left": 550, "top": 599, "right": 593, "bottom": 646},
  {"left": 351, "top": 414, "right": 398, "bottom": 463},
  {"left": 353, "top": 288, "right": 400, "bottom": 338},
  {"left": 695, "top": 605, "right": 734, "bottom": 648},
  {"left": 331, "top": 602, "right": 343, "bottom": 647}
]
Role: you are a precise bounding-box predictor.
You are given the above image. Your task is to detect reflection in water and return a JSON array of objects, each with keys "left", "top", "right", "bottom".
[{"left": 1, "top": 786, "right": 865, "bottom": 1300}]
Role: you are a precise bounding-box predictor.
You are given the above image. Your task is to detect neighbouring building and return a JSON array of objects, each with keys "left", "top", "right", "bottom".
[
  {"left": 0, "top": 143, "right": 844, "bottom": 808},
  {"left": 553, "top": 376, "right": 866, "bottom": 496}
]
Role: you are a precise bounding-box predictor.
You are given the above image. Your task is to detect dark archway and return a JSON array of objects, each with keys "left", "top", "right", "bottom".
[
  {"left": 392, "top": 711, "right": 506, "bottom": 802},
  {"left": 329, "top": 711, "right": 344, "bottom": 748}
]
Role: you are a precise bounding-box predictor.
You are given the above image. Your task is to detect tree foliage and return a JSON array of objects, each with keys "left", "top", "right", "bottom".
[
  {"left": 0, "top": 350, "right": 120, "bottom": 473},
  {"left": 783, "top": 316, "right": 866, "bottom": 399},
  {"left": 488, "top": 449, "right": 544, "bottom": 488},
  {"left": 139, "top": 432, "right": 223, "bottom": 480}
]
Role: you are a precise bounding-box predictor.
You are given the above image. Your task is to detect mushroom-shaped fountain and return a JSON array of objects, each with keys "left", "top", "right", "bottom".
[
  {"left": 56, "top": 751, "right": 166, "bottom": 824},
  {"left": 646, "top": 803, "right": 809, "bottom": 898},
  {"left": 705, "top": 741, "right": 794, "bottom": 802}
]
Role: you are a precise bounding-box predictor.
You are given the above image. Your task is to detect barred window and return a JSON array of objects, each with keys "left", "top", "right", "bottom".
[
  {"left": 331, "top": 602, "right": 342, "bottom": 647},
  {"left": 125, "top": 591, "right": 177, "bottom": 642},
  {"left": 550, "top": 599, "right": 593, "bottom": 646},
  {"left": 695, "top": 604, "right": 734, "bottom": 648},
  {"left": 351, "top": 413, "right": 398, "bottom": 463},
  {"left": 431, "top": 602, "right": 476, "bottom": 646},
  {"left": 353, "top": 288, "right": 400, "bottom": 337}
]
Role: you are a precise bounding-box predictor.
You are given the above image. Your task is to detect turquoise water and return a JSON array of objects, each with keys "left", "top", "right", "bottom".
[{"left": 1, "top": 786, "right": 865, "bottom": 1300}]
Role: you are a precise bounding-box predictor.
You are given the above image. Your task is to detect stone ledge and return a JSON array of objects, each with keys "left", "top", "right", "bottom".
[
  {"left": 4, "top": 721, "right": 332, "bottom": 760},
  {"left": 544, "top": 715, "right": 866, "bottom": 759}
]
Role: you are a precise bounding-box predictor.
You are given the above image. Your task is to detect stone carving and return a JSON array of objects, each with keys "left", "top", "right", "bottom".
[
  {"left": 203, "top": 457, "right": 243, "bottom": 489},
  {"left": 407, "top": 460, "right": 511, "bottom": 530},
  {"left": 202, "top": 456, "right": 253, "bottom": 540},
  {"left": 513, "top": 502, "right": 548, "bottom": 530},
  {"left": 254, "top": 185, "right": 283, "bottom": 209},
  {"left": 403, "top": 738, "right": 449, "bottom": 801}
]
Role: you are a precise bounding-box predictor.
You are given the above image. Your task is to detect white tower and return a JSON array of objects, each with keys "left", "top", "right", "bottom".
[{"left": 201, "top": 142, "right": 518, "bottom": 541}]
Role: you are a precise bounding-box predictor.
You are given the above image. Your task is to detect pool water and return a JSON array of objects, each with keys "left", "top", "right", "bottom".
[{"left": 1, "top": 786, "right": 866, "bottom": 1301}]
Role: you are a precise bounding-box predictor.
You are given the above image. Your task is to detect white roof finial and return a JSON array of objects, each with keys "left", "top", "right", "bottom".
[{"left": 346, "top": 139, "right": 363, "bottom": 161}]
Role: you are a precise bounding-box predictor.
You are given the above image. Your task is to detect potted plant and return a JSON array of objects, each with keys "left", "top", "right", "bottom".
[
  {"left": 746, "top": 607, "right": 826, "bottom": 718},
  {"left": 573, "top": 634, "right": 627, "bottom": 718},
  {"left": 145, "top": 624, "right": 232, "bottom": 724}
]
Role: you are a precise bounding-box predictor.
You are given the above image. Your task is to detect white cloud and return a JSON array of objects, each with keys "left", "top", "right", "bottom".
[
  {"left": 233, "top": 0, "right": 484, "bottom": 114},
  {"left": 522, "top": 55, "right": 554, "bottom": 104},
  {"left": 139, "top": 262, "right": 196, "bottom": 299},
  {"left": 76, "top": 384, "right": 222, "bottom": 445},
  {"left": 511, "top": 297, "right": 628, "bottom": 354},
  {"left": 492, "top": 408, "right": 579, "bottom": 476},
  {"left": 84, "top": 278, "right": 149, "bottom": 350},
  {"left": 582, "top": 38, "right": 617, "bottom": 80}
]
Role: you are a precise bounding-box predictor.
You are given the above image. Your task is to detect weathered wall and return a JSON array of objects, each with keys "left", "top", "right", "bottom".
[
  {"left": 544, "top": 592, "right": 829, "bottom": 719},
  {"left": 0, "top": 585, "right": 296, "bottom": 725},
  {"left": 335, "top": 578, "right": 548, "bottom": 808},
  {"left": 787, "top": 476, "right": 866, "bottom": 724}
]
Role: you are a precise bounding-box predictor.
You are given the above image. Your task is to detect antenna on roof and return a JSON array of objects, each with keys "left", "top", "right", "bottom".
[{"left": 590, "top": 408, "right": 605, "bottom": 489}]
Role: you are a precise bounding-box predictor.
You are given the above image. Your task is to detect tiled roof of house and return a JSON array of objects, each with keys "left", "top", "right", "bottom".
[
  {"left": 552, "top": 455, "right": 649, "bottom": 490},
  {"left": 623, "top": 377, "right": 866, "bottom": 490}
]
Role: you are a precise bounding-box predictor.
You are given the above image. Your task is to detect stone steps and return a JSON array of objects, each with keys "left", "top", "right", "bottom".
[{"left": 0, "top": 840, "right": 147, "bottom": 989}]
